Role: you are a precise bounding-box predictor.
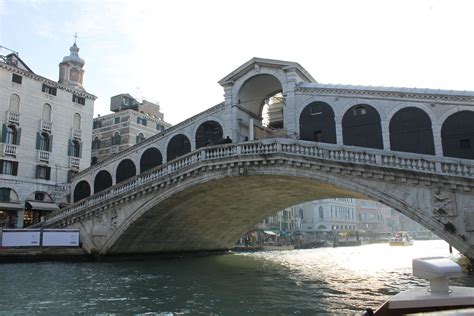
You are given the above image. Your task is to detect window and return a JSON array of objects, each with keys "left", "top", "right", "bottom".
[
  {"left": 73, "top": 113, "right": 81, "bottom": 130},
  {"left": 36, "top": 132, "right": 52, "bottom": 152},
  {"left": 93, "top": 120, "right": 102, "bottom": 129},
  {"left": 353, "top": 105, "right": 367, "bottom": 116},
  {"left": 69, "top": 140, "right": 81, "bottom": 157},
  {"left": 92, "top": 137, "right": 101, "bottom": 150},
  {"left": 0, "top": 160, "right": 18, "bottom": 175},
  {"left": 42, "top": 103, "right": 52, "bottom": 121},
  {"left": 137, "top": 117, "right": 147, "bottom": 126},
  {"left": 12, "top": 74, "right": 22, "bottom": 84},
  {"left": 9, "top": 94, "right": 20, "bottom": 112},
  {"left": 42, "top": 84, "right": 57, "bottom": 96},
  {"left": 72, "top": 95, "right": 85, "bottom": 105},
  {"left": 111, "top": 132, "right": 121, "bottom": 146},
  {"left": 3, "top": 124, "right": 21, "bottom": 145},
  {"left": 136, "top": 133, "right": 145, "bottom": 144},
  {"left": 0, "top": 188, "right": 11, "bottom": 201},
  {"left": 36, "top": 165, "right": 51, "bottom": 180},
  {"left": 34, "top": 192, "right": 45, "bottom": 201},
  {"left": 114, "top": 117, "right": 120, "bottom": 124}
]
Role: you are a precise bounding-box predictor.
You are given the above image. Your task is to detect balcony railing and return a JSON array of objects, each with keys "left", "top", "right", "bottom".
[
  {"left": 69, "top": 156, "right": 80, "bottom": 169},
  {"left": 41, "top": 120, "right": 53, "bottom": 132},
  {"left": 1, "top": 143, "right": 17, "bottom": 156},
  {"left": 6, "top": 111, "right": 20, "bottom": 124},
  {"left": 37, "top": 150, "right": 50, "bottom": 162},
  {"left": 71, "top": 129, "right": 81, "bottom": 140}
]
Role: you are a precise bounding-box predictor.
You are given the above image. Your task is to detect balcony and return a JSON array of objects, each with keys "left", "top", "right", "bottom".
[
  {"left": 6, "top": 111, "right": 20, "bottom": 124},
  {"left": 37, "top": 150, "right": 50, "bottom": 163},
  {"left": 40, "top": 120, "right": 53, "bottom": 132},
  {"left": 71, "top": 128, "right": 81, "bottom": 140},
  {"left": 69, "top": 156, "right": 80, "bottom": 169},
  {"left": 1, "top": 143, "right": 17, "bottom": 157}
]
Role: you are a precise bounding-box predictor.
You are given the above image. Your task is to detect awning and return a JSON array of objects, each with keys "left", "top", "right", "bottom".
[
  {"left": 26, "top": 201, "right": 60, "bottom": 211},
  {"left": 0, "top": 202, "right": 23, "bottom": 210},
  {"left": 263, "top": 230, "right": 278, "bottom": 236}
]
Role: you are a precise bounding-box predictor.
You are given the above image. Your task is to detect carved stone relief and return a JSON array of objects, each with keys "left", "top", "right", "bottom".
[{"left": 431, "top": 190, "right": 456, "bottom": 217}]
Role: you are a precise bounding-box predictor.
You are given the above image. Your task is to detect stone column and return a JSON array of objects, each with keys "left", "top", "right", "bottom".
[
  {"left": 249, "top": 118, "right": 254, "bottom": 141},
  {"left": 16, "top": 209, "right": 24, "bottom": 228},
  {"left": 381, "top": 120, "right": 390, "bottom": 150},
  {"left": 432, "top": 123, "right": 443, "bottom": 156}
]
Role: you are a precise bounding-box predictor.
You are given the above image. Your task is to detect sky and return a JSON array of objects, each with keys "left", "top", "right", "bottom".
[{"left": 1, "top": 0, "right": 474, "bottom": 125}]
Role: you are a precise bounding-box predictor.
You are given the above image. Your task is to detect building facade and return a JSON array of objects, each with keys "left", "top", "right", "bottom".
[
  {"left": 91, "top": 94, "right": 171, "bottom": 164},
  {"left": 0, "top": 42, "right": 95, "bottom": 228}
]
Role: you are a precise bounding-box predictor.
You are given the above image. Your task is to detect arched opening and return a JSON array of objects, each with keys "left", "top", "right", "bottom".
[
  {"left": 389, "top": 107, "right": 435, "bottom": 154},
  {"left": 73, "top": 113, "right": 81, "bottom": 130},
  {"left": 42, "top": 103, "right": 52, "bottom": 122},
  {"left": 140, "top": 147, "right": 163, "bottom": 173},
  {"left": 111, "top": 132, "right": 121, "bottom": 146},
  {"left": 167, "top": 134, "right": 191, "bottom": 161},
  {"left": 237, "top": 74, "right": 284, "bottom": 140},
  {"left": 299, "top": 101, "right": 336, "bottom": 143},
  {"left": 0, "top": 188, "right": 19, "bottom": 228},
  {"left": 136, "top": 133, "right": 145, "bottom": 144},
  {"left": 195, "top": 121, "right": 224, "bottom": 149},
  {"left": 116, "top": 159, "right": 137, "bottom": 183},
  {"left": 94, "top": 170, "right": 113, "bottom": 194},
  {"left": 24, "top": 191, "right": 56, "bottom": 227},
  {"left": 342, "top": 104, "right": 383, "bottom": 149},
  {"left": 442, "top": 110, "right": 474, "bottom": 159},
  {"left": 74, "top": 180, "right": 91, "bottom": 202},
  {"left": 9, "top": 94, "right": 20, "bottom": 112}
]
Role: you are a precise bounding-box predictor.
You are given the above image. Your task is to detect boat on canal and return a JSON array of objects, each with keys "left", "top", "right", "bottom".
[
  {"left": 367, "top": 257, "right": 474, "bottom": 315},
  {"left": 389, "top": 231, "right": 413, "bottom": 246}
]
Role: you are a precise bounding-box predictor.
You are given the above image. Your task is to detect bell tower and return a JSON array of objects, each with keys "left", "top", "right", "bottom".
[{"left": 58, "top": 34, "right": 85, "bottom": 90}]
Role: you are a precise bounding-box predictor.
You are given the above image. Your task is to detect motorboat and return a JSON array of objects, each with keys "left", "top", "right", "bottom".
[
  {"left": 389, "top": 231, "right": 414, "bottom": 246},
  {"left": 368, "top": 257, "right": 474, "bottom": 315}
]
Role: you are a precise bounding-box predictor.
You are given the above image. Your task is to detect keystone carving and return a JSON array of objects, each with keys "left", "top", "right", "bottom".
[{"left": 432, "top": 191, "right": 456, "bottom": 217}]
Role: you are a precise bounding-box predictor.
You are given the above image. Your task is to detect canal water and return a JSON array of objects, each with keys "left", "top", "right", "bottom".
[{"left": 0, "top": 240, "right": 472, "bottom": 315}]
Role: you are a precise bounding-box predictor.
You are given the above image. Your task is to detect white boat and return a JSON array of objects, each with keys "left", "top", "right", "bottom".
[
  {"left": 368, "top": 257, "right": 474, "bottom": 315},
  {"left": 389, "top": 231, "right": 413, "bottom": 246}
]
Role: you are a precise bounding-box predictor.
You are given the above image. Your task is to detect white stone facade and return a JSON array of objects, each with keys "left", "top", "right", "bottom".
[{"left": 0, "top": 44, "right": 95, "bottom": 227}]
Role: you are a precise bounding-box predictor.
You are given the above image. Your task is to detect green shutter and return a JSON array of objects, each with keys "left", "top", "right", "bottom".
[
  {"left": 45, "top": 167, "right": 51, "bottom": 180},
  {"left": 15, "top": 128, "right": 21, "bottom": 145},
  {"left": 1, "top": 124, "right": 6, "bottom": 143},
  {"left": 79, "top": 141, "right": 82, "bottom": 158},
  {"left": 48, "top": 135, "right": 53, "bottom": 152},
  {"left": 0, "top": 160, "right": 3, "bottom": 174},
  {"left": 12, "top": 162, "right": 18, "bottom": 176},
  {"left": 36, "top": 132, "right": 41, "bottom": 150},
  {"left": 67, "top": 140, "right": 73, "bottom": 156}
]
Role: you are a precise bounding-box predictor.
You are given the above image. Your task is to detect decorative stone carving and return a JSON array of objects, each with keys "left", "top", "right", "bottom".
[
  {"left": 432, "top": 191, "right": 456, "bottom": 217},
  {"left": 111, "top": 209, "right": 118, "bottom": 228},
  {"left": 465, "top": 209, "right": 474, "bottom": 232}
]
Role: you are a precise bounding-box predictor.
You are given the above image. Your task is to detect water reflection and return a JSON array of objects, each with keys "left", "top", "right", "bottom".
[{"left": 0, "top": 240, "right": 472, "bottom": 315}]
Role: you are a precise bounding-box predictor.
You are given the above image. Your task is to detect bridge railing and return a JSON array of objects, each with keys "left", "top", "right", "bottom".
[{"left": 43, "top": 139, "right": 474, "bottom": 226}]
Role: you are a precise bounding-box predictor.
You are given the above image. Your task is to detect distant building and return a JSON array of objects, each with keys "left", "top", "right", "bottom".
[
  {"left": 91, "top": 93, "right": 171, "bottom": 164},
  {"left": 0, "top": 42, "right": 96, "bottom": 227}
]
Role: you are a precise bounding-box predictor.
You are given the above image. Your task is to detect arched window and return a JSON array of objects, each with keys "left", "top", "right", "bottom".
[
  {"left": 73, "top": 113, "right": 81, "bottom": 130},
  {"left": 92, "top": 137, "right": 101, "bottom": 150},
  {"left": 140, "top": 147, "right": 163, "bottom": 173},
  {"left": 42, "top": 103, "right": 52, "bottom": 122},
  {"left": 299, "top": 101, "right": 336, "bottom": 143},
  {"left": 195, "top": 121, "right": 223, "bottom": 149},
  {"left": 68, "top": 139, "right": 81, "bottom": 157},
  {"left": 0, "top": 188, "right": 12, "bottom": 201},
  {"left": 111, "top": 132, "right": 121, "bottom": 146},
  {"left": 9, "top": 94, "right": 20, "bottom": 112},
  {"left": 116, "top": 159, "right": 136, "bottom": 183},
  {"left": 73, "top": 181, "right": 91, "bottom": 202},
  {"left": 136, "top": 133, "right": 145, "bottom": 144},
  {"left": 94, "top": 170, "right": 113, "bottom": 194},
  {"left": 167, "top": 134, "right": 191, "bottom": 161},
  {"left": 442, "top": 111, "right": 474, "bottom": 159},
  {"left": 342, "top": 104, "right": 383, "bottom": 149},
  {"left": 389, "top": 107, "right": 434, "bottom": 154}
]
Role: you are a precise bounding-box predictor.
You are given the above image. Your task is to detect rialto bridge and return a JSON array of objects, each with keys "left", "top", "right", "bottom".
[{"left": 40, "top": 58, "right": 474, "bottom": 258}]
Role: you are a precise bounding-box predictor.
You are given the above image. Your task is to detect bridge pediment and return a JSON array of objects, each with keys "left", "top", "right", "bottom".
[{"left": 218, "top": 57, "right": 316, "bottom": 86}]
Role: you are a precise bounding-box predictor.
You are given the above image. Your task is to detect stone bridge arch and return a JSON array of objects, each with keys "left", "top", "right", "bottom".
[{"left": 49, "top": 140, "right": 474, "bottom": 258}]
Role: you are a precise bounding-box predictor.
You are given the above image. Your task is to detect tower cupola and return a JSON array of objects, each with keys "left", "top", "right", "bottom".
[{"left": 58, "top": 40, "right": 85, "bottom": 90}]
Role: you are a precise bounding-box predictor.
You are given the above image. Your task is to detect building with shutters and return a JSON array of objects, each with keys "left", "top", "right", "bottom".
[
  {"left": 91, "top": 93, "right": 171, "bottom": 164},
  {"left": 0, "top": 42, "right": 96, "bottom": 228}
]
